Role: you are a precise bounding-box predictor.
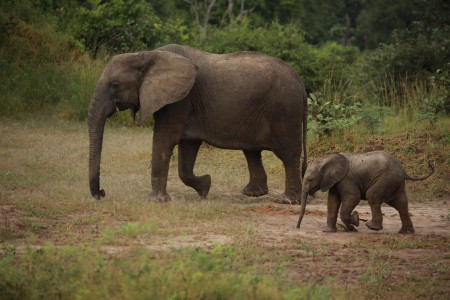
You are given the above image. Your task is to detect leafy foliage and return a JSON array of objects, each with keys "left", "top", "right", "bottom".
[
  {"left": 361, "top": 0, "right": 450, "bottom": 82},
  {"left": 0, "top": 0, "right": 448, "bottom": 121},
  {"left": 75, "top": 0, "right": 159, "bottom": 56},
  {"left": 416, "top": 64, "right": 450, "bottom": 126},
  {"left": 308, "top": 92, "right": 361, "bottom": 136}
]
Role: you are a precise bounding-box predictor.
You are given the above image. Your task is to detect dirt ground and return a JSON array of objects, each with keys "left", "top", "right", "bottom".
[
  {"left": 1, "top": 119, "right": 449, "bottom": 298},
  {"left": 2, "top": 195, "right": 450, "bottom": 298},
  {"left": 85, "top": 195, "right": 450, "bottom": 293},
  {"left": 244, "top": 195, "right": 450, "bottom": 296}
]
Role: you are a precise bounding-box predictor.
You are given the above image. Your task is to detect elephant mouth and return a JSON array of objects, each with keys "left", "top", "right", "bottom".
[
  {"left": 308, "top": 187, "right": 319, "bottom": 196},
  {"left": 115, "top": 102, "right": 128, "bottom": 111},
  {"left": 114, "top": 96, "right": 132, "bottom": 111},
  {"left": 107, "top": 108, "right": 116, "bottom": 118},
  {"left": 115, "top": 101, "right": 138, "bottom": 113}
]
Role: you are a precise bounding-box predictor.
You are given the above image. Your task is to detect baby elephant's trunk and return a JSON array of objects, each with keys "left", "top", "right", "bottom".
[{"left": 296, "top": 191, "right": 308, "bottom": 229}]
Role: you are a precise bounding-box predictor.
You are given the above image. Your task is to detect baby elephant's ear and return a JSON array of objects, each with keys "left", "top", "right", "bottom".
[
  {"left": 138, "top": 51, "right": 197, "bottom": 124},
  {"left": 319, "top": 153, "right": 349, "bottom": 192}
]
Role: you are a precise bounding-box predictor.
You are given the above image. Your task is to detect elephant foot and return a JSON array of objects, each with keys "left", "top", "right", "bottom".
[
  {"left": 365, "top": 220, "right": 383, "bottom": 231},
  {"left": 351, "top": 211, "right": 360, "bottom": 227},
  {"left": 146, "top": 191, "right": 171, "bottom": 202},
  {"left": 194, "top": 174, "right": 211, "bottom": 198},
  {"left": 242, "top": 182, "right": 269, "bottom": 197},
  {"left": 337, "top": 221, "right": 358, "bottom": 232},
  {"left": 398, "top": 226, "right": 415, "bottom": 234},
  {"left": 346, "top": 224, "right": 358, "bottom": 232},
  {"left": 322, "top": 226, "right": 337, "bottom": 233},
  {"left": 92, "top": 189, "right": 106, "bottom": 200}
]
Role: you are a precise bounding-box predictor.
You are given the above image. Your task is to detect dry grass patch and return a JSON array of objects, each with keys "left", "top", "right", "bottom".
[{"left": 0, "top": 116, "right": 449, "bottom": 299}]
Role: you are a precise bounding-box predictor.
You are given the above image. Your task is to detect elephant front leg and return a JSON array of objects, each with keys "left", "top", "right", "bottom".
[
  {"left": 178, "top": 140, "right": 211, "bottom": 198},
  {"left": 242, "top": 150, "right": 268, "bottom": 197},
  {"left": 339, "top": 194, "right": 361, "bottom": 232},
  {"left": 323, "top": 189, "right": 341, "bottom": 232},
  {"left": 147, "top": 139, "right": 174, "bottom": 202}
]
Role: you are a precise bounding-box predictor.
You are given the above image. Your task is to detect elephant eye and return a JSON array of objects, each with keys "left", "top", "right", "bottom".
[{"left": 111, "top": 82, "right": 120, "bottom": 89}]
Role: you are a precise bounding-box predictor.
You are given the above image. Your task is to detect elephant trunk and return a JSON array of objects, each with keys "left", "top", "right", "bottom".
[
  {"left": 88, "top": 94, "right": 114, "bottom": 199},
  {"left": 296, "top": 191, "right": 308, "bottom": 229}
]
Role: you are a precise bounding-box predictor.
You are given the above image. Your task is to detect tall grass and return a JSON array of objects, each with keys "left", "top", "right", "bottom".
[
  {"left": 310, "top": 71, "right": 448, "bottom": 136},
  {"left": 0, "top": 56, "right": 104, "bottom": 119},
  {"left": 0, "top": 16, "right": 105, "bottom": 119},
  {"left": 56, "top": 56, "right": 105, "bottom": 120},
  {"left": 371, "top": 74, "right": 447, "bottom": 132}
]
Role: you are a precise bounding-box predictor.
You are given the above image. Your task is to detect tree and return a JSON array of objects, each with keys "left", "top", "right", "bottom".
[
  {"left": 364, "top": 0, "right": 449, "bottom": 79},
  {"left": 356, "top": 0, "right": 414, "bottom": 49},
  {"left": 226, "top": 0, "right": 255, "bottom": 23},
  {"left": 183, "top": 0, "right": 217, "bottom": 33}
]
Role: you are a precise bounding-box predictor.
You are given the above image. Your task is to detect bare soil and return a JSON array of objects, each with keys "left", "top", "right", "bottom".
[
  {"left": 244, "top": 195, "right": 450, "bottom": 296},
  {"left": 2, "top": 195, "right": 450, "bottom": 298}
]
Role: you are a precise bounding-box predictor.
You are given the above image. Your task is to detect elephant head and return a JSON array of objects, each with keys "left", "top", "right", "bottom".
[
  {"left": 296, "top": 153, "right": 349, "bottom": 229},
  {"left": 88, "top": 51, "right": 197, "bottom": 199}
]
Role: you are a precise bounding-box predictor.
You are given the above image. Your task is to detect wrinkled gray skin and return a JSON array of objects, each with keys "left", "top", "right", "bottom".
[
  {"left": 296, "top": 151, "right": 434, "bottom": 234},
  {"left": 88, "top": 44, "right": 307, "bottom": 202}
]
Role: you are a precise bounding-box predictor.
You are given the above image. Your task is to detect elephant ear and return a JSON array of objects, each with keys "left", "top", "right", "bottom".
[
  {"left": 139, "top": 51, "right": 197, "bottom": 124},
  {"left": 319, "top": 153, "right": 349, "bottom": 192}
]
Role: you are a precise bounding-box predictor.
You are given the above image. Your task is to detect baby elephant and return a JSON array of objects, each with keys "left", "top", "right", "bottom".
[{"left": 296, "top": 151, "right": 434, "bottom": 234}]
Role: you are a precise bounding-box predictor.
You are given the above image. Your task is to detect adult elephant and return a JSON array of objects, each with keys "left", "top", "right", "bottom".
[{"left": 88, "top": 44, "right": 307, "bottom": 202}]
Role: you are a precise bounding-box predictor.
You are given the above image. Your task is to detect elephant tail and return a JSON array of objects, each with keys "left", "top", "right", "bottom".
[
  {"left": 405, "top": 161, "right": 434, "bottom": 181},
  {"left": 301, "top": 89, "right": 308, "bottom": 177}
]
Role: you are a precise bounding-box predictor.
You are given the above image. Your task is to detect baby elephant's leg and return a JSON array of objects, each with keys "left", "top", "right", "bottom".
[
  {"left": 365, "top": 186, "right": 385, "bottom": 231},
  {"left": 339, "top": 194, "right": 360, "bottom": 232},
  {"left": 366, "top": 202, "right": 383, "bottom": 231},
  {"left": 323, "top": 189, "right": 341, "bottom": 232},
  {"left": 387, "top": 187, "right": 415, "bottom": 234}
]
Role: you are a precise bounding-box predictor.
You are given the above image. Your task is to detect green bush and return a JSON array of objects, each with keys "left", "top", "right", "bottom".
[
  {"left": 0, "top": 54, "right": 103, "bottom": 118},
  {"left": 308, "top": 92, "right": 361, "bottom": 136},
  {"left": 314, "top": 42, "right": 360, "bottom": 89},
  {"left": 0, "top": 0, "right": 446, "bottom": 123},
  {"left": 357, "top": 0, "right": 449, "bottom": 90},
  {"left": 430, "top": 63, "right": 450, "bottom": 114},
  {"left": 415, "top": 65, "right": 450, "bottom": 126},
  {"left": 74, "top": 0, "right": 160, "bottom": 57}
]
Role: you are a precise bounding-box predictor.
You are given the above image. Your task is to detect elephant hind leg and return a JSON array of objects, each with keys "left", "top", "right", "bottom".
[
  {"left": 178, "top": 140, "right": 211, "bottom": 198},
  {"left": 271, "top": 149, "right": 302, "bottom": 204},
  {"left": 242, "top": 150, "right": 269, "bottom": 197},
  {"left": 387, "top": 186, "right": 415, "bottom": 234},
  {"left": 365, "top": 187, "right": 388, "bottom": 231},
  {"left": 365, "top": 203, "right": 384, "bottom": 231}
]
